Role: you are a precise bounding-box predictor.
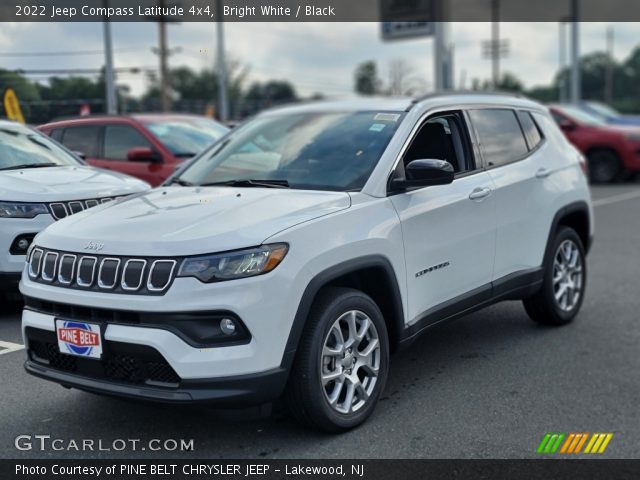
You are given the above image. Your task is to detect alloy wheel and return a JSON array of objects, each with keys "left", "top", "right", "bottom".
[{"left": 553, "top": 239, "right": 584, "bottom": 312}]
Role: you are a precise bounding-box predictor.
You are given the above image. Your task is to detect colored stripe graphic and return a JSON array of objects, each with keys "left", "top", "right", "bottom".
[
  {"left": 537, "top": 433, "right": 565, "bottom": 454},
  {"left": 539, "top": 433, "right": 613, "bottom": 454}
]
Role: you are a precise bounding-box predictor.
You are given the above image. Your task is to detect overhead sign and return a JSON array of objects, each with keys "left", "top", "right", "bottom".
[
  {"left": 2, "top": 88, "right": 26, "bottom": 124},
  {"left": 381, "top": 21, "right": 435, "bottom": 41}
]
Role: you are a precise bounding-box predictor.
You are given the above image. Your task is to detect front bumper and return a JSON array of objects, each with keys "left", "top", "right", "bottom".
[
  {"left": 24, "top": 359, "right": 290, "bottom": 405},
  {"left": 0, "top": 215, "right": 53, "bottom": 275}
]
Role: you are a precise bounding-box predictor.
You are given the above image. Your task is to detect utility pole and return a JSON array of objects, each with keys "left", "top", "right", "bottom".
[
  {"left": 605, "top": 25, "right": 614, "bottom": 104},
  {"left": 102, "top": 0, "right": 117, "bottom": 114},
  {"left": 558, "top": 21, "right": 567, "bottom": 102},
  {"left": 158, "top": 1, "right": 170, "bottom": 112},
  {"left": 570, "top": 0, "right": 581, "bottom": 104},
  {"left": 215, "top": 0, "right": 228, "bottom": 121},
  {"left": 491, "top": 0, "right": 500, "bottom": 89}
]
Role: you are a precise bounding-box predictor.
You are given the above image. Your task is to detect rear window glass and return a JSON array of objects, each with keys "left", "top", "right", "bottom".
[
  {"left": 517, "top": 111, "right": 543, "bottom": 150},
  {"left": 469, "top": 109, "right": 529, "bottom": 167}
]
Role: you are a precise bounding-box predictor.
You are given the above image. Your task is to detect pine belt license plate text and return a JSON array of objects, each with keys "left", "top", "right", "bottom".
[{"left": 55, "top": 319, "right": 102, "bottom": 359}]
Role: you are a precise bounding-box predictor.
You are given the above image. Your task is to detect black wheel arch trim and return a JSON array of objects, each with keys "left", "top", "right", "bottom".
[
  {"left": 544, "top": 200, "right": 592, "bottom": 260},
  {"left": 281, "top": 255, "right": 405, "bottom": 369}
]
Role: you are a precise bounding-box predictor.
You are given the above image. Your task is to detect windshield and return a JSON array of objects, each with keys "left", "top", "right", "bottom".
[
  {"left": 0, "top": 124, "right": 82, "bottom": 170},
  {"left": 177, "top": 111, "right": 405, "bottom": 191},
  {"left": 586, "top": 102, "right": 620, "bottom": 118},
  {"left": 144, "top": 118, "right": 228, "bottom": 157},
  {"left": 558, "top": 106, "right": 607, "bottom": 126}
]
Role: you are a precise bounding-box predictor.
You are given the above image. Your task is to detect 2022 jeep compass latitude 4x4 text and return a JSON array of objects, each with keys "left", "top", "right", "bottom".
[{"left": 21, "top": 93, "right": 593, "bottom": 432}]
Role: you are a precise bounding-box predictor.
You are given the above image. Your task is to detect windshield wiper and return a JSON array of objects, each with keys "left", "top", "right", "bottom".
[
  {"left": 0, "top": 162, "right": 58, "bottom": 171},
  {"left": 201, "top": 179, "right": 290, "bottom": 189},
  {"left": 167, "top": 177, "right": 196, "bottom": 186}
]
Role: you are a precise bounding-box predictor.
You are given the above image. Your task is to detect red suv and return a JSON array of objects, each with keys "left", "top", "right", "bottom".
[
  {"left": 549, "top": 104, "right": 640, "bottom": 183},
  {"left": 39, "top": 114, "right": 228, "bottom": 186}
]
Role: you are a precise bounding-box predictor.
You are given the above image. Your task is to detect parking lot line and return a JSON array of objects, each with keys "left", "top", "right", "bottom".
[
  {"left": 0, "top": 340, "right": 25, "bottom": 355},
  {"left": 593, "top": 189, "right": 640, "bottom": 208}
]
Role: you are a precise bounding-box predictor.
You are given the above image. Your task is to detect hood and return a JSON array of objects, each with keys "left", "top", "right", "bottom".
[
  {"left": 35, "top": 186, "right": 351, "bottom": 256},
  {"left": 608, "top": 116, "right": 640, "bottom": 126},
  {"left": 0, "top": 165, "right": 150, "bottom": 202}
]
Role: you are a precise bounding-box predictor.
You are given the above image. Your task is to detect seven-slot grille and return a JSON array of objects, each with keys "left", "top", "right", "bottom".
[
  {"left": 28, "top": 247, "right": 178, "bottom": 295},
  {"left": 47, "top": 196, "right": 122, "bottom": 221}
]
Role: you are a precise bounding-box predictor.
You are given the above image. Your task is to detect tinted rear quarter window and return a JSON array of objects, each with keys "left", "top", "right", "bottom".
[
  {"left": 61, "top": 126, "right": 100, "bottom": 157},
  {"left": 517, "top": 111, "right": 543, "bottom": 150},
  {"left": 469, "top": 109, "right": 528, "bottom": 167}
]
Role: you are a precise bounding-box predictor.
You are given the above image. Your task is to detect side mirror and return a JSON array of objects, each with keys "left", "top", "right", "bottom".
[
  {"left": 127, "top": 147, "right": 162, "bottom": 163},
  {"left": 72, "top": 151, "right": 86, "bottom": 160},
  {"left": 391, "top": 159, "right": 455, "bottom": 190}
]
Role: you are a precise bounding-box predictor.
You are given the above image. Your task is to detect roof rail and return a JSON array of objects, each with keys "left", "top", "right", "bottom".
[{"left": 407, "top": 90, "right": 527, "bottom": 111}]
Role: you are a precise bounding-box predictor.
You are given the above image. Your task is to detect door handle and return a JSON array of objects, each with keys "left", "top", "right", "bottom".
[
  {"left": 536, "top": 167, "right": 552, "bottom": 178},
  {"left": 468, "top": 187, "right": 492, "bottom": 200}
]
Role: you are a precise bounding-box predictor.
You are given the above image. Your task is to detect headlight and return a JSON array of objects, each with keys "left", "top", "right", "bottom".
[
  {"left": 177, "top": 243, "right": 288, "bottom": 282},
  {"left": 0, "top": 202, "right": 48, "bottom": 218}
]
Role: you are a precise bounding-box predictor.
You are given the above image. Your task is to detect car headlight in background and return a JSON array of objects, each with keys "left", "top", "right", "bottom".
[
  {"left": 177, "top": 243, "right": 288, "bottom": 282},
  {"left": 0, "top": 202, "right": 49, "bottom": 218}
]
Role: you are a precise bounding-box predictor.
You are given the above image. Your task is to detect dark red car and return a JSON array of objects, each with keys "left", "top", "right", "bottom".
[
  {"left": 39, "top": 114, "right": 228, "bottom": 186},
  {"left": 549, "top": 104, "right": 640, "bottom": 183}
]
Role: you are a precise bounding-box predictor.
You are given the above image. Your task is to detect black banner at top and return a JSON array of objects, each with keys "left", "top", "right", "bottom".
[{"left": 3, "top": 0, "right": 640, "bottom": 22}]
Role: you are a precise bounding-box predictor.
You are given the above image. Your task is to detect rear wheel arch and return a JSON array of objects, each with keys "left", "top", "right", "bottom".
[{"left": 543, "top": 201, "right": 592, "bottom": 265}]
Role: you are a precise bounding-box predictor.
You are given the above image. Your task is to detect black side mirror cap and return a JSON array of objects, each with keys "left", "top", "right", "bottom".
[{"left": 391, "top": 159, "right": 455, "bottom": 190}]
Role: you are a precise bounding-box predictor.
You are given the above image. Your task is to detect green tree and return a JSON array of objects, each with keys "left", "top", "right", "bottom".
[{"left": 354, "top": 61, "right": 381, "bottom": 95}]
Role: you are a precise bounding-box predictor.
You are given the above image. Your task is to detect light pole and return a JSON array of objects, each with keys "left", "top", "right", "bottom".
[
  {"left": 102, "top": 0, "right": 117, "bottom": 114},
  {"left": 570, "top": 0, "right": 581, "bottom": 104},
  {"left": 216, "top": 0, "right": 229, "bottom": 121}
]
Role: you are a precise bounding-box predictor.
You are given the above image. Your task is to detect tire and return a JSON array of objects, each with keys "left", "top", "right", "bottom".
[
  {"left": 523, "top": 227, "right": 587, "bottom": 326},
  {"left": 587, "top": 149, "right": 621, "bottom": 183},
  {"left": 285, "top": 287, "right": 389, "bottom": 432}
]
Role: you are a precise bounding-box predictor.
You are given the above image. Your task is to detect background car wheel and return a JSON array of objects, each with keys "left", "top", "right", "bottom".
[
  {"left": 588, "top": 149, "right": 621, "bottom": 183},
  {"left": 523, "top": 227, "right": 586, "bottom": 326},
  {"left": 285, "top": 287, "right": 389, "bottom": 432}
]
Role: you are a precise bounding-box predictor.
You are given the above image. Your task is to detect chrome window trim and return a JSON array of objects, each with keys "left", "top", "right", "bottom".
[
  {"left": 48, "top": 203, "right": 68, "bottom": 220},
  {"left": 41, "top": 251, "right": 59, "bottom": 282},
  {"left": 76, "top": 256, "right": 98, "bottom": 287},
  {"left": 28, "top": 248, "right": 44, "bottom": 278},
  {"left": 97, "top": 257, "right": 121, "bottom": 290},
  {"left": 57, "top": 254, "right": 77, "bottom": 285},
  {"left": 121, "top": 259, "right": 147, "bottom": 291},
  {"left": 147, "top": 260, "right": 177, "bottom": 292}
]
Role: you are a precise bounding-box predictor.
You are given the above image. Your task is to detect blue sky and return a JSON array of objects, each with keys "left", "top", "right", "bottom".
[{"left": 0, "top": 22, "right": 638, "bottom": 97}]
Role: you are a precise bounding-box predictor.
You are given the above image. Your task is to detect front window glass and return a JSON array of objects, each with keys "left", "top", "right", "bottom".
[
  {"left": 144, "top": 119, "right": 228, "bottom": 157},
  {"left": 0, "top": 124, "right": 82, "bottom": 170},
  {"left": 178, "top": 111, "right": 405, "bottom": 191}
]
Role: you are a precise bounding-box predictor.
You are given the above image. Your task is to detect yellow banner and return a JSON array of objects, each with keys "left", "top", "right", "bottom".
[{"left": 2, "top": 88, "right": 26, "bottom": 124}]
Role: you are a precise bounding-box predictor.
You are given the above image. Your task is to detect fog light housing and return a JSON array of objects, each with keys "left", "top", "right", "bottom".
[
  {"left": 10, "top": 234, "right": 36, "bottom": 255},
  {"left": 220, "top": 318, "right": 237, "bottom": 335}
]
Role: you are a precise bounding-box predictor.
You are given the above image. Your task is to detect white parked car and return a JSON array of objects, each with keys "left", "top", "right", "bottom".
[
  {"left": 0, "top": 120, "right": 149, "bottom": 295},
  {"left": 20, "top": 94, "right": 593, "bottom": 431}
]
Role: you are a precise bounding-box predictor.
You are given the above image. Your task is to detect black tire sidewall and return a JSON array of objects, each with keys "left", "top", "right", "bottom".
[
  {"left": 305, "top": 289, "right": 389, "bottom": 431},
  {"left": 588, "top": 150, "right": 620, "bottom": 183}
]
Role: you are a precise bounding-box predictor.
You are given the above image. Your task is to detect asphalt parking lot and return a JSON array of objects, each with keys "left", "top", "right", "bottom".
[{"left": 1, "top": 183, "right": 639, "bottom": 459}]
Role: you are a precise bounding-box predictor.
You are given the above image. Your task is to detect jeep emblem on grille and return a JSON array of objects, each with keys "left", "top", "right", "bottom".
[{"left": 83, "top": 241, "right": 104, "bottom": 251}]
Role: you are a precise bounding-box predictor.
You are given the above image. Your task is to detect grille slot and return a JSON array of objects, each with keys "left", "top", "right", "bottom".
[
  {"left": 46, "top": 196, "right": 122, "bottom": 221},
  {"left": 28, "top": 248, "right": 177, "bottom": 295}
]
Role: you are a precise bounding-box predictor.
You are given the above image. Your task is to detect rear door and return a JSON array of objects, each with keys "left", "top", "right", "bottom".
[
  {"left": 59, "top": 125, "right": 101, "bottom": 165},
  {"left": 468, "top": 108, "right": 554, "bottom": 285},
  {"left": 390, "top": 111, "right": 497, "bottom": 326}
]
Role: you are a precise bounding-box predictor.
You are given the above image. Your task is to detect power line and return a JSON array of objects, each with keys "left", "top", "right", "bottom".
[{"left": 0, "top": 48, "right": 148, "bottom": 57}]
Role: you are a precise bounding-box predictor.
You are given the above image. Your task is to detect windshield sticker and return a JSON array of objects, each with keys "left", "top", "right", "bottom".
[
  {"left": 369, "top": 123, "right": 386, "bottom": 132},
  {"left": 374, "top": 113, "right": 401, "bottom": 122}
]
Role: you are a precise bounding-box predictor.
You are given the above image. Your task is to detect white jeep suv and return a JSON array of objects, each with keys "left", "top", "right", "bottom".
[
  {"left": 0, "top": 120, "right": 149, "bottom": 296},
  {"left": 20, "top": 94, "right": 593, "bottom": 432}
]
